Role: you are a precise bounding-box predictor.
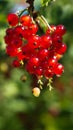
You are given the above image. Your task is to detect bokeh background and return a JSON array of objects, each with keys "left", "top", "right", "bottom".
[{"left": 0, "top": 0, "right": 73, "bottom": 130}]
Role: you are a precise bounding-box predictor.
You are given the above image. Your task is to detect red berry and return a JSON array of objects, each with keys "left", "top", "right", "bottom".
[
  {"left": 48, "top": 58, "right": 57, "bottom": 67},
  {"left": 20, "top": 15, "right": 32, "bottom": 26},
  {"left": 16, "top": 52, "right": 25, "bottom": 60},
  {"left": 6, "top": 45, "right": 17, "bottom": 57},
  {"left": 44, "top": 67, "right": 54, "bottom": 78},
  {"left": 6, "top": 28, "right": 14, "bottom": 35},
  {"left": 12, "top": 60, "right": 20, "bottom": 67},
  {"left": 55, "top": 25, "right": 66, "bottom": 36},
  {"left": 56, "top": 43, "right": 67, "bottom": 54},
  {"left": 4, "top": 35, "right": 11, "bottom": 44},
  {"left": 14, "top": 25, "right": 24, "bottom": 37},
  {"left": 52, "top": 34, "right": 62, "bottom": 43},
  {"left": 7, "top": 13, "right": 19, "bottom": 26},
  {"left": 35, "top": 67, "right": 43, "bottom": 76},
  {"left": 28, "top": 57, "right": 40, "bottom": 67},
  {"left": 53, "top": 63, "right": 64, "bottom": 76},
  {"left": 22, "top": 28, "right": 32, "bottom": 39},
  {"left": 22, "top": 44, "right": 30, "bottom": 59},
  {"left": 40, "top": 35, "right": 52, "bottom": 48},
  {"left": 6, "top": 44, "right": 22, "bottom": 58},
  {"left": 38, "top": 49, "right": 49, "bottom": 60},
  {"left": 26, "top": 63, "right": 34, "bottom": 74},
  {"left": 29, "top": 23, "right": 38, "bottom": 34},
  {"left": 28, "top": 35, "right": 41, "bottom": 49},
  {"left": 41, "top": 60, "right": 48, "bottom": 68}
]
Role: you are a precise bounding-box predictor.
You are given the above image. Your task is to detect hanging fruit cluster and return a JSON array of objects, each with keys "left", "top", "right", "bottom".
[{"left": 4, "top": 12, "right": 67, "bottom": 97}]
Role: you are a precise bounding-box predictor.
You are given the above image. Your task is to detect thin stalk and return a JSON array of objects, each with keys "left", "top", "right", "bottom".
[
  {"left": 17, "top": 8, "right": 28, "bottom": 17},
  {"left": 40, "top": 15, "right": 53, "bottom": 31},
  {"left": 47, "top": 78, "right": 53, "bottom": 91}
]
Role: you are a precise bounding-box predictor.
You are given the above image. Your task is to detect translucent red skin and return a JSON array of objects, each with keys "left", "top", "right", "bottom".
[
  {"left": 20, "top": 15, "right": 32, "bottom": 26},
  {"left": 53, "top": 63, "right": 64, "bottom": 76},
  {"left": 5, "top": 13, "right": 67, "bottom": 77},
  {"left": 7, "top": 13, "right": 19, "bottom": 26},
  {"left": 12, "top": 60, "right": 20, "bottom": 67}
]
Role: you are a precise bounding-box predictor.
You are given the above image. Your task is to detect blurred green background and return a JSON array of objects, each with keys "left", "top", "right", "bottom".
[{"left": 0, "top": 0, "right": 73, "bottom": 130}]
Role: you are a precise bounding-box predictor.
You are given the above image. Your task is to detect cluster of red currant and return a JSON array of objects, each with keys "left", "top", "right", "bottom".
[{"left": 4, "top": 13, "right": 67, "bottom": 96}]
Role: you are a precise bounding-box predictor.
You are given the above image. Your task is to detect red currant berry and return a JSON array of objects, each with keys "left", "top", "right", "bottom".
[
  {"left": 47, "top": 58, "right": 57, "bottom": 67},
  {"left": 6, "top": 28, "right": 14, "bottom": 35},
  {"left": 10, "top": 37, "right": 23, "bottom": 47},
  {"left": 29, "top": 23, "right": 38, "bottom": 34},
  {"left": 7, "top": 13, "right": 19, "bottom": 26},
  {"left": 28, "top": 57, "right": 40, "bottom": 67},
  {"left": 44, "top": 67, "right": 54, "bottom": 78},
  {"left": 41, "top": 60, "right": 48, "bottom": 68},
  {"left": 56, "top": 43, "right": 67, "bottom": 54},
  {"left": 35, "top": 67, "right": 43, "bottom": 76},
  {"left": 18, "top": 53, "right": 25, "bottom": 60},
  {"left": 53, "top": 63, "right": 64, "bottom": 76},
  {"left": 6, "top": 45, "right": 17, "bottom": 57},
  {"left": 22, "top": 28, "right": 31, "bottom": 39},
  {"left": 55, "top": 25, "right": 66, "bottom": 36},
  {"left": 28, "top": 35, "right": 41, "bottom": 49},
  {"left": 14, "top": 25, "right": 24, "bottom": 37},
  {"left": 12, "top": 60, "right": 20, "bottom": 67},
  {"left": 4, "top": 35, "right": 11, "bottom": 44},
  {"left": 52, "top": 34, "right": 62, "bottom": 43},
  {"left": 38, "top": 49, "right": 49, "bottom": 60},
  {"left": 22, "top": 44, "right": 30, "bottom": 54},
  {"left": 20, "top": 15, "right": 32, "bottom": 26},
  {"left": 26, "top": 63, "right": 34, "bottom": 74},
  {"left": 40, "top": 35, "right": 52, "bottom": 48}
]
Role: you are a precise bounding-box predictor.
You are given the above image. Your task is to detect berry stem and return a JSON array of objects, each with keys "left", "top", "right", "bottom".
[
  {"left": 38, "top": 77, "right": 43, "bottom": 89},
  {"left": 40, "top": 15, "right": 53, "bottom": 31},
  {"left": 20, "top": 60, "right": 24, "bottom": 66},
  {"left": 17, "top": 8, "right": 28, "bottom": 17},
  {"left": 36, "top": 15, "right": 53, "bottom": 32},
  {"left": 47, "top": 78, "right": 53, "bottom": 91}
]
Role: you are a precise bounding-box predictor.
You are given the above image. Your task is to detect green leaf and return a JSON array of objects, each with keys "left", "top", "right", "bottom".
[{"left": 41, "top": 0, "right": 55, "bottom": 6}]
